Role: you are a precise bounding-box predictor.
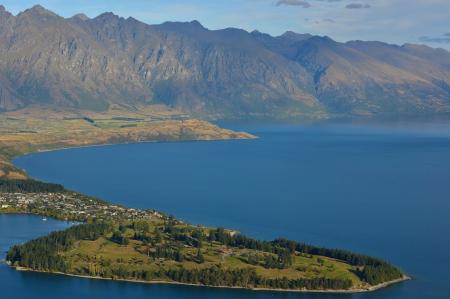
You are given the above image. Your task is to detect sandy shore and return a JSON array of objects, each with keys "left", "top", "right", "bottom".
[{"left": 13, "top": 266, "right": 411, "bottom": 294}]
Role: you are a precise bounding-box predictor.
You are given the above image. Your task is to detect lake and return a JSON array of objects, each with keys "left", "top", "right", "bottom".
[{"left": 4, "top": 121, "right": 450, "bottom": 298}]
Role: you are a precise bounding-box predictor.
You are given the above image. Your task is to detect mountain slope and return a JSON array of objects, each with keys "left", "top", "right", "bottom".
[
  {"left": 255, "top": 34, "right": 450, "bottom": 114},
  {"left": 0, "top": 5, "right": 449, "bottom": 119}
]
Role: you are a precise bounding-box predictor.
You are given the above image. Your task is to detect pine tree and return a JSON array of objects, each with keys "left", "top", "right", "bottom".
[{"left": 196, "top": 249, "right": 205, "bottom": 264}]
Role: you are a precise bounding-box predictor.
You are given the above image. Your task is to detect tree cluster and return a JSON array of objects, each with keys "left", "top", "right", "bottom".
[
  {"left": 208, "top": 229, "right": 403, "bottom": 285},
  {"left": 166, "top": 266, "right": 352, "bottom": 290},
  {"left": 7, "top": 223, "right": 113, "bottom": 272},
  {"left": 0, "top": 179, "right": 65, "bottom": 193}
]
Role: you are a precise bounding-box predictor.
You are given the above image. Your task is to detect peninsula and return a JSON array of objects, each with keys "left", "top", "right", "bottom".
[{"left": 1, "top": 179, "right": 408, "bottom": 293}]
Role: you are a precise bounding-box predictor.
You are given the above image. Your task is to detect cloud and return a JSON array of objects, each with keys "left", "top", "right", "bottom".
[
  {"left": 419, "top": 33, "right": 450, "bottom": 43},
  {"left": 345, "top": 3, "right": 371, "bottom": 9},
  {"left": 276, "top": 0, "right": 311, "bottom": 8}
]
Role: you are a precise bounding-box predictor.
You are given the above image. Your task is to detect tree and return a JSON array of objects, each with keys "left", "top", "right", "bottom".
[
  {"left": 133, "top": 221, "right": 150, "bottom": 233},
  {"left": 278, "top": 250, "right": 293, "bottom": 268},
  {"left": 118, "top": 224, "right": 127, "bottom": 233},
  {"left": 196, "top": 249, "right": 205, "bottom": 264},
  {"left": 143, "top": 239, "right": 151, "bottom": 257},
  {"left": 247, "top": 254, "right": 259, "bottom": 265},
  {"left": 111, "top": 231, "right": 129, "bottom": 245},
  {"left": 154, "top": 228, "right": 162, "bottom": 243},
  {"left": 175, "top": 250, "right": 184, "bottom": 262}
]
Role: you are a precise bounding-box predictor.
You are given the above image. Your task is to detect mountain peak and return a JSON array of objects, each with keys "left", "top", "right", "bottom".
[
  {"left": 307, "top": 35, "right": 335, "bottom": 44},
  {"left": 280, "top": 31, "right": 312, "bottom": 41},
  {"left": 159, "top": 20, "right": 206, "bottom": 33},
  {"left": 72, "top": 13, "right": 89, "bottom": 21},
  {"left": 18, "top": 5, "right": 59, "bottom": 19},
  {"left": 27, "top": 5, "right": 57, "bottom": 16},
  {"left": 251, "top": 30, "right": 270, "bottom": 37},
  {"left": 281, "top": 31, "right": 297, "bottom": 37},
  {"left": 127, "top": 16, "right": 138, "bottom": 22},
  {"left": 95, "top": 12, "right": 119, "bottom": 20},
  {"left": 0, "top": 5, "right": 13, "bottom": 19},
  {"left": 190, "top": 20, "right": 203, "bottom": 27}
]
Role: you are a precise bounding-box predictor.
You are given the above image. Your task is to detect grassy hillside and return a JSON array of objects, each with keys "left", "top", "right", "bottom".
[{"left": 0, "top": 106, "right": 254, "bottom": 179}]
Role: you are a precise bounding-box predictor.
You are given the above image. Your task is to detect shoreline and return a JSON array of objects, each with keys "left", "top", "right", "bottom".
[
  {"left": 22, "top": 136, "right": 255, "bottom": 156},
  {"left": 10, "top": 135, "right": 257, "bottom": 171},
  {"left": 12, "top": 266, "right": 411, "bottom": 294}
]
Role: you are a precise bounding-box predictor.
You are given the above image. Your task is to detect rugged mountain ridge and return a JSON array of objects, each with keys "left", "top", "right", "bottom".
[{"left": 0, "top": 5, "right": 449, "bottom": 119}]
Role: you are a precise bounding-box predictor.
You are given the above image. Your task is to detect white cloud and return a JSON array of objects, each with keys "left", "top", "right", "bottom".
[
  {"left": 276, "top": 0, "right": 311, "bottom": 8},
  {"left": 345, "top": 3, "right": 371, "bottom": 9}
]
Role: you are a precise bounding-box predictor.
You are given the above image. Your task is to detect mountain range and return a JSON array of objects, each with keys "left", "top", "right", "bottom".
[{"left": 1, "top": 5, "right": 450, "bottom": 119}]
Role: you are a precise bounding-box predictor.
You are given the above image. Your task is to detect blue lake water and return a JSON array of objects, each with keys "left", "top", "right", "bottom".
[{"left": 3, "top": 121, "right": 450, "bottom": 298}]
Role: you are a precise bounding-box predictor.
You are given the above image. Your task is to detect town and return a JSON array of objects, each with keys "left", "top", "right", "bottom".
[{"left": 0, "top": 192, "right": 165, "bottom": 222}]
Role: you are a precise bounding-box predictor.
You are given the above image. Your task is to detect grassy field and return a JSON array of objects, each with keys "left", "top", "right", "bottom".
[{"left": 0, "top": 105, "right": 254, "bottom": 179}]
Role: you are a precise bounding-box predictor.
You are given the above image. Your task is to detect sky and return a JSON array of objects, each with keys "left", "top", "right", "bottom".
[{"left": 2, "top": 0, "right": 450, "bottom": 49}]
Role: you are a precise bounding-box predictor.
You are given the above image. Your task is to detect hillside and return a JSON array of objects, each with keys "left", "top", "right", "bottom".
[{"left": 0, "top": 5, "right": 450, "bottom": 119}]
